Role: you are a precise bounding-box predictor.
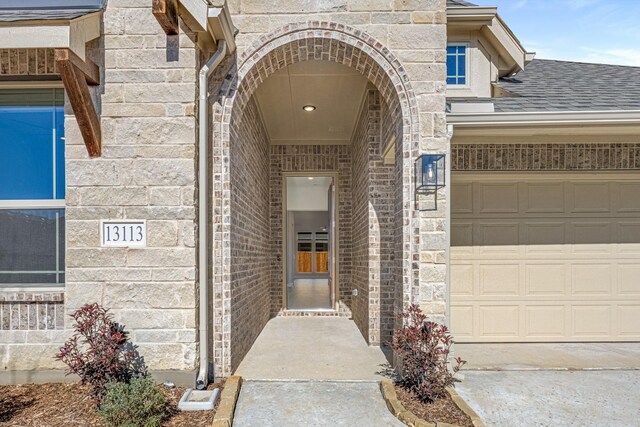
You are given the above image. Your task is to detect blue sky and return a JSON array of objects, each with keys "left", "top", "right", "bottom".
[{"left": 473, "top": 0, "right": 640, "bottom": 66}]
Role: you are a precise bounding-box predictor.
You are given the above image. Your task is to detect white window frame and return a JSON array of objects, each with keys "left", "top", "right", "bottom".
[
  {"left": 446, "top": 42, "right": 471, "bottom": 88},
  {"left": 0, "top": 85, "right": 66, "bottom": 291}
]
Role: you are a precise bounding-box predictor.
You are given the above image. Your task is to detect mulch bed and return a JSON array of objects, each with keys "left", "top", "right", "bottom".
[
  {"left": 0, "top": 382, "right": 221, "bottom": 427},
  {"left": 394, "top": 385, "right": 473, "bottom": 427}
]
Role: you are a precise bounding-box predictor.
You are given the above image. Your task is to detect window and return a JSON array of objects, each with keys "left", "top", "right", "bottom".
[
  {"left": 0, "top": 88, "right": 65, "bottom": 287},
  {"left": 447, "top": 45, "right": 467, "bottom": 85}
]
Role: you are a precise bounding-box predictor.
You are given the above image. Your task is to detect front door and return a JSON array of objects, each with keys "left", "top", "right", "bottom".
[{"left": 285, "top": 175, "right": 335, "bottom": 311}]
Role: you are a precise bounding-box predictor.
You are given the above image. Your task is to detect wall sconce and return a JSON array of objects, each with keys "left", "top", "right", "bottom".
[{"left": 415, "top": 154, "right": 446, "bottom": 211}]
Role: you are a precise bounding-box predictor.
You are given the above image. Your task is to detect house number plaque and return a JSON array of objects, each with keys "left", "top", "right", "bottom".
[{"left": 101, "top": 220, "right": 147, "bottom": 248}]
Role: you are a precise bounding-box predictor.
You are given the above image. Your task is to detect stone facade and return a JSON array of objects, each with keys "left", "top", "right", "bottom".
[
  {"left": 2, "top": 0, "right": 449, "bottom": 380},
  {"left": 45, "top": 3, "right": 200, "bottom": 373}
]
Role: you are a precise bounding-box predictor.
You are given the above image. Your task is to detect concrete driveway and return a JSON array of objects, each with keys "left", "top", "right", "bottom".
[{"left": 456, "top": 370, "right": 640, "bottom": 427}]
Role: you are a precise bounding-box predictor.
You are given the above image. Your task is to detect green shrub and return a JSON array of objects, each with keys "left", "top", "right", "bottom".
[{"left": 99, "top": 377, "right": 166, "bottom": 427}]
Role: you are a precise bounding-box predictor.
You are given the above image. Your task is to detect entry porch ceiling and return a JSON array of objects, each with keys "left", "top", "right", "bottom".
[{"left": 254, "top": 60, "right": 369, "bottom": 145}]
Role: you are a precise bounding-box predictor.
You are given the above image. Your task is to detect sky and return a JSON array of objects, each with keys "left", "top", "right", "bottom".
[{"left": 472, "top": 0, "right": 640, "bottom": 66}]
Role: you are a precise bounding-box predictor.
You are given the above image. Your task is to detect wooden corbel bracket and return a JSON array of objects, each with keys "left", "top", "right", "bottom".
[
  {"left": 55, "top": 48, "right": 102, "bottom": 158},
  {"left": 153, "top": 0, "right": 179, "bottom": 35}
]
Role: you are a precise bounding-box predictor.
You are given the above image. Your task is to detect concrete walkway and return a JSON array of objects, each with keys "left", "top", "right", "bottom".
[
  {"left": 235, "top": 317, "right": 391, "bottom": 381},
  {"left": 233, "top": 381, "right": 404, "bottom": 427},
  {"left": 456, "top": 370, "right": 640, "bottom": 427},
  {"left": 233, "top": 317, "right": 398, "bottom": 426}
]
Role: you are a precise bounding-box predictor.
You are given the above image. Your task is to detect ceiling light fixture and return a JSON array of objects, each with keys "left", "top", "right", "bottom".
[
  {"left": 308, "top": 177, "right": 314, "bottom": 180},
  {"left": 302, "top": 105, "right": 316, "bottom": 112}
]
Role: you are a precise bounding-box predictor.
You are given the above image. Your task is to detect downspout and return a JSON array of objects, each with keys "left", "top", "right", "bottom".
[{"left": 196, "top": 39, "right": 226, "bottom": 390}]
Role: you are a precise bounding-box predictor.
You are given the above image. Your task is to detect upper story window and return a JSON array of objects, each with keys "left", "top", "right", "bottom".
[
  {"left": 447, "top": 45, "right": 467, "bottom": 85},
  {"left": 0, "top": 88, "right": 65, "bottom": 288}
]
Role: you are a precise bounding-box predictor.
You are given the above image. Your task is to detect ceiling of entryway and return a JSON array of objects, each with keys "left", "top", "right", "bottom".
[{"left": 254, "top": 60, "right": 369, "bottom": 145}]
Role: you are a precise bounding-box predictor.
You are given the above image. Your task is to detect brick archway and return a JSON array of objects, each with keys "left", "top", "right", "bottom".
[{"left": 212, "top": 21, "right": 420, "bottom": 377}]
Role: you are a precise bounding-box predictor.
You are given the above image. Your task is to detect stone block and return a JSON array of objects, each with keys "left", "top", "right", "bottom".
[
  {"left": 78, "top": 186, "right": 149, "bottom": 206},
  {"left": 114, "top": 117, "right": 196, "bottom": 145},
  {"left": 4, "top": 344, "right": 66, "bottom": 370},
  {"left": 349, "top": 0, "right": 392, "bottom": 11},
  {"left": 67, "top": 248, "right": 127, "bottom": 267},
  {"left": 136, "top": 342, "right": 196, "bottom": 370},
  {"left": 146, "top": 220, "right": 179, "bottom": 247},
  {"left": 102, "top": 102, "right": 167, "bottom": 118},
  {"left": 117, "top": 309, "right": 194, "bottom": 329},
  {"left": 241, "top": 0, "right": 347, "bottom": 14},
  {"left": 371, "top": 12, "right": 410, "bottom": 23},
  {"left": 126, "top": 248, "right": 196, "bottom": 267},
  {"left": 388, "top": 24, "right": 445, "bottom": 49},
  {"left": 66, "top": 220, "right": 100, "bottom": 247},
  {"left": 123, "top": 83, "right": 196, "bottom": 103},
  {"left": 421, "top": 264, "right": 446, "bottom": 282},
  {"left": 149, "top": 187, "right": 182, "bottom": 206},
  {"left": 393, "top": 0, "right": 442, "bottom": 11}
]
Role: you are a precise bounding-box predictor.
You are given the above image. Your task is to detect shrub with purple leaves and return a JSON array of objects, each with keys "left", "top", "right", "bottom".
[
  {"left": 390, "top": 304, "right": 466, "bottom": 402},
  {"left": 55, "top": 303, "right": 147, "bottom": 403}
]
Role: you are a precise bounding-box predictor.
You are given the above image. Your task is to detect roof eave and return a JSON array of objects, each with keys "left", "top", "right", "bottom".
[{"left": 448, "top": 109, "right": 640, "bottom": 127}]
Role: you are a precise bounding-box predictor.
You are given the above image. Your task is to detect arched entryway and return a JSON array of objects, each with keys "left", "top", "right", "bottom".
[{"left": 211, "top": 22, "right": 420, "bottom": 377}]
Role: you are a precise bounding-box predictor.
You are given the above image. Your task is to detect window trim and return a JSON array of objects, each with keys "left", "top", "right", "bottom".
[
  {"left": 0, "top": 87, "right": 66, "bottom": 290},
  {"left": 446, "top": 42, "right": 470, "bottom": 88}
]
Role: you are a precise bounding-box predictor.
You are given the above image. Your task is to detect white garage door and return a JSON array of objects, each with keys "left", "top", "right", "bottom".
[{"left": 451, "top": 174, "right": 640, "bottom": 342}]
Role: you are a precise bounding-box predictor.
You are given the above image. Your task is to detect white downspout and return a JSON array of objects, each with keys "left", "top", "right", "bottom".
[{"left": 196, "top": 40, "right": 226, "bottom": 389}]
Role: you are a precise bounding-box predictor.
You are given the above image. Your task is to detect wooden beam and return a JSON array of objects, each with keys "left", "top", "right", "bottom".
[
  {"left": 55, "top": 48, "right": 101, "bottom": 158},
  {"left": 63, "top": 48, "right": 100, "bottom": 86},
  {"left": 153, "top": 0, "right": 179, "bottom": 35}
]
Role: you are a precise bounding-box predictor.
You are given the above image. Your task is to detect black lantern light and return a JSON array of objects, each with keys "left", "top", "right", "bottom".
[{"left": 415, "top": 154, "right": 446, "bottom": 210}]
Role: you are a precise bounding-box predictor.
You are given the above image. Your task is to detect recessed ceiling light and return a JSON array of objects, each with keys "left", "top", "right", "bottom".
[
  {"left": 308, "top": 177, "right": 314, "bottom": 180},
  {"left": 302, "top": 105, "right": 316, "bottom": 112}
]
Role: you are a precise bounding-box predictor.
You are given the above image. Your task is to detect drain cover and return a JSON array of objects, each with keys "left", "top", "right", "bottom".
[{"left": 177, "top": 388, "right": 220, "bottom": 411}]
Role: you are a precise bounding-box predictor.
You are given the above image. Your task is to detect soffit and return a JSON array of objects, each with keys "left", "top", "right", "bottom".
[{"left": 254, "top": 60, "right": 369, "bottom": 144}]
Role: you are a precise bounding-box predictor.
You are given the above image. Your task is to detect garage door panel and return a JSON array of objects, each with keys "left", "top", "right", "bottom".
[
  {"left": 569, "top": 182, "right": 611, "bottom": 213},
  {"left": 478, "top": 183, "right": 519, "bottom": 214},
  {"left": 479, "top": 306, "right": 519, "bottom": 337},
  {"left": 450, "top": 305, "right": 474, "bottom": 338},
  {"left": 572, "top": 264, "right": 612, "bottom": 296},
  {"left": 617, "top": 182, "right": 640, "bottom": 213},
  {"left": 479, "top": 264, "right": 520, "bottom": 296},
  {"left": 523, "top": 182, "right": 565, "bottom": 213},
  {"left": 452, "top": 183, "right": 473, "bottom": 214},
  {"left": 452, "top": 175, "right": 640, "bottom": 342},
  {"left": 617, "top": 222, "right": 640, "bottom": 254},
  {"left": 525, "top": 264, "right": 566, "bottom": 296},
  {"left": 618, "top": 306, "right": 640, "bottom": 337},
  {"left": 477, "top": 222, "right": 519, "bottom": 253},
  {"left": 451, "top": 264, "right": 474, "bottom": 296},
  {"left": 618, "top": 264, "right": 640, "bottom": 296},
  {"left": 524, "top": 222, "right": 566, "bottom": 253},
  {"left": 451, "top": 221, "right": 473, "bottom": 250},
  {"left": 572, "top": 306, "right": 611, "bottom": 337},
  {"left": 525, "top": 306, "right": 566, "bottom": 338}
]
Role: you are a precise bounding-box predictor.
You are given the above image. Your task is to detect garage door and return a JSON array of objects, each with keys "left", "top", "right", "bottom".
[{"left": 451, "top": 174, "right": 640, "bottom": 342}]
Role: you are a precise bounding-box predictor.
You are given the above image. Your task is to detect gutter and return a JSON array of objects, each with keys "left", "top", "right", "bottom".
[
  {"left": 447, "top": 109, "right": 640, "bottom": 127},
  {"left": 196, "top": 39, "right": 227, "bottom": 390}
]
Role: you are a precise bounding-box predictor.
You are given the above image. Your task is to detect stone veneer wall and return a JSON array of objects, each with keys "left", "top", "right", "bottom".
[
  {"left": 351, "top": 90, "right": 395, "bottom": 344},
  {"left": 62, "top": 4, "right": 201, "bottom": 373},
  {"left": 228, "top": 97, "right": 272, "bottom": 371},
  {"left": 269, "top": 145, "right": 353, "bottom": 317}
]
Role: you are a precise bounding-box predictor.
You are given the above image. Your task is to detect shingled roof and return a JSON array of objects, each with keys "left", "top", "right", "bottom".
[
  {"left": 0, "top": 0, "right": 106, "bottom": 22},
  {"left": 447, "top": 0, "right": 478, "bottom": 6},
  {"left": 450, "top": 59, "right": 640, "bottom": 113}
]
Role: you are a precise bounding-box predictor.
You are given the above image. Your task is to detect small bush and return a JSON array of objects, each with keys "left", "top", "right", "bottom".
[
  {"left": 390, "top": 304, "right": 466, "bottom": 402},
  {"left": 99, "top": 377, "right": 166, "bottom": 427},
  {"left": 55, "top": 303, "right": 147, "bottom": 403}
]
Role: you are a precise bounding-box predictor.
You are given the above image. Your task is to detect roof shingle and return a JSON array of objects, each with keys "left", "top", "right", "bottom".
[
  {"left": 0, "top": 0, "right": 105, "bottom": 22},
  {"left": 450, "top": 59, "right": 640, "bottom": 112}
]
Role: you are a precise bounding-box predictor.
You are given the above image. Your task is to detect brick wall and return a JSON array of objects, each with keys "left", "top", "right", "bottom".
[
  {"left": 228, "top": 97, "right": 272, "bottom": 371},
  {"left": 351, "top": 89, "right": 395, "bottom": 344},
  {"left": 269, "top": 144, "right": 353, "bottom": 317}
]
